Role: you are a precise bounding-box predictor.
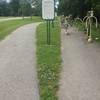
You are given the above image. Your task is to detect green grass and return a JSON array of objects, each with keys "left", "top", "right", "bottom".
[
  {"left": 36, "top": 21, "right": 61, "bottom": 100},
  {"left": 91, "top": 24, "right": 100, "bottom": 42},
  {"left": 74, "top": 21, "right": 100, "bottom": 42},
  {"left": 73, "top": 21, "right": 85, "bottom": 31},
  {"left": 0, "top": 17, "right": 12, "bottom": 19},
  {"left": 0, "top": 16, "right": 43, "bottom": 40}
]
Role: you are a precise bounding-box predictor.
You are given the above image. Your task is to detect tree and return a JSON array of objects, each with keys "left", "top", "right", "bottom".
[
  {"left": 31, "top": 0, "right": 41, "bottom": 16},
  {"left": 19, "top": 0, "right": 32, "bottom": 18},
  {"left": 58, "top": 0, "right": 100, "bottom": 21},
  {"left": 0, "top": 0, "right": 11, "bottom": 16},
  {"left": 19, "top": 0, "right": 41, "bottom": 18},
  {"left": 0, "top": 0, "right": 42, "bottom": 17},
  {"left": 9, "top": 0, "right": 20, "bottom": 16}
]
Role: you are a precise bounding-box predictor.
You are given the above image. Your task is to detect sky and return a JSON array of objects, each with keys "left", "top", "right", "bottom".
[{"left": 6, "top": 0, "right": 10, "bottom": 3}]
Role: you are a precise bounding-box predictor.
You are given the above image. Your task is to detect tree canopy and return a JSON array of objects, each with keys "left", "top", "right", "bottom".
[
  {"left": 58, "top": 0, "right": 100, "bottom": 21},
  {"left": 0, "top": 0, "right": 41, "bottom": 16},
  {"left": 0, "top": 0, "right": 100, "bottom": 21}
]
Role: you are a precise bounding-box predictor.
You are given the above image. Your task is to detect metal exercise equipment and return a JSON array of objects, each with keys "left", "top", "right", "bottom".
[
  {"left": 75, "top": 17, "right": 83, "bottom": 23},
  {"left": 84, "top": 10, "right": 98, "bottom": 42}
]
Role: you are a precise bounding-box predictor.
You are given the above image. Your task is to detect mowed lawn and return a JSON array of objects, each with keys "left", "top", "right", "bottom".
[
  {"left": 36, "top": 21, "right": 61, "bottom": 100},
  {"left": 0, "top": 17, "right": 12, "bottom": 19},
  {"left": 0, "top": 16, "right": 42, "bottom": 40}
]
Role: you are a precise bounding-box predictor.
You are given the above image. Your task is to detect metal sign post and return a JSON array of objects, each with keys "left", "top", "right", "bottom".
[
  {"left": 52, "top": 20, "right": 54, "bottom": 28},
  {"left": 42, "top": 0, "right": 55, "bottom": 45},
  {"left": 46, "top": 20, "right": 51, "bottom": 45}
]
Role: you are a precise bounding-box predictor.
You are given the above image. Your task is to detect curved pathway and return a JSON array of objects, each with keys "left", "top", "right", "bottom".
[{"left": 0, "top": 23, "right": 40, "bottom": 100}]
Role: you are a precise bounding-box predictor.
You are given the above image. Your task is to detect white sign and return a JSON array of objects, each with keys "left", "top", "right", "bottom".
[{"left": 42, "top": 0, "right": 54, "bottom": 20}]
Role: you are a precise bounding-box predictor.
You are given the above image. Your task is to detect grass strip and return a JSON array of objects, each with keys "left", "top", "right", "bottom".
[
  {"left": 36, "top": 21, "right": 61, "bottom": 100},
  {"left": 0, "top": 16, "right": 42, "bottom": 40}
]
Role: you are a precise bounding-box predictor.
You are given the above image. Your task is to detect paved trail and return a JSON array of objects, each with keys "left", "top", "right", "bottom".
[
  {"left": 59, "top": 27, "right": 100, "bottom": 100},
  {"left": 0, "top": 23, "right": 40, "bottom": 100}
]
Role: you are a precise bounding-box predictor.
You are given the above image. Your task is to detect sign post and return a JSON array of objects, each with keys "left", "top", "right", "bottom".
[{"left": 42, "top": 0, "right": 55, "bottom": 45}]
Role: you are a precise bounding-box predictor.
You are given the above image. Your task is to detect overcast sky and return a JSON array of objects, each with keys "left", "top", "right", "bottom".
[{"left": 6, "top": 0, "right": 10, "bottom": 3}]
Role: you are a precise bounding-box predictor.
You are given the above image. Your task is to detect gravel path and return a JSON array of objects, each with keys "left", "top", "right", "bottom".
[
  {"left": 59, "top": 27, "right": 100, "bottom": 100},
  {"left": 0, "top": 23, "right": 40, "bottom": 100}
]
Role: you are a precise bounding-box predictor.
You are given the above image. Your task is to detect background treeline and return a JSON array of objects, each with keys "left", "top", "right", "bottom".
[
  {"left": 0, "top": 0, "right": 41, "bottom": 16},
  {"left": 58, "top": 0, "right": 100, "bottom": 21}
]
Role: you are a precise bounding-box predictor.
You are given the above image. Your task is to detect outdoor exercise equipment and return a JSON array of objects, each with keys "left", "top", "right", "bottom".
[
  {"left": 64, "top": 16, "right": 70, "bottom": 35},
  {"left": 83, "top": 12, "right": 91, "bottom": 33},
  {"left": 75, "top": 17, "right": 83, "bottom": 23},
  {"left": 84, "top": 10, "right": 98, "bottom": 42},
  {"left": 74, "top": 17, "right": 83, "bottom": 30},
  {"left": 64, "top": 15, "right": 73, "bottom": 35},
  {"left": 61, "top": 15, "right": 65, "bottom": 28},
  {"left": 68, "top": 15, "right": 73, "bottom": 26},
  {"left": 83, "top": 16, "right": 89, "bottom": 22}
]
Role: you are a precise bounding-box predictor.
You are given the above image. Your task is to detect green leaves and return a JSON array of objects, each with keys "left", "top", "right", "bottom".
[{"left": 58, "top": 0, "right": 100, "bottom": 20}]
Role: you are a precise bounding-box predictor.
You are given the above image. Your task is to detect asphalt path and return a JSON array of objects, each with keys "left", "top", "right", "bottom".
[
  {"left": 59, "top": 27, "right": 100, "bottom": 100},
  {"left": 0, "top": 23, "right": 40, "bottom": 100}
]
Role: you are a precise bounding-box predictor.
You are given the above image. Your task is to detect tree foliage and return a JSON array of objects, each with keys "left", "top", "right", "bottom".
[
  {"left": 0, "top": 0, "right": 41, "bottom": 16},
  {"left": 0, "top": 0, "right": 10, "bottom": 16},
  {"left": 58, "top": 0, "right": 100, "bottom": 21}
]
